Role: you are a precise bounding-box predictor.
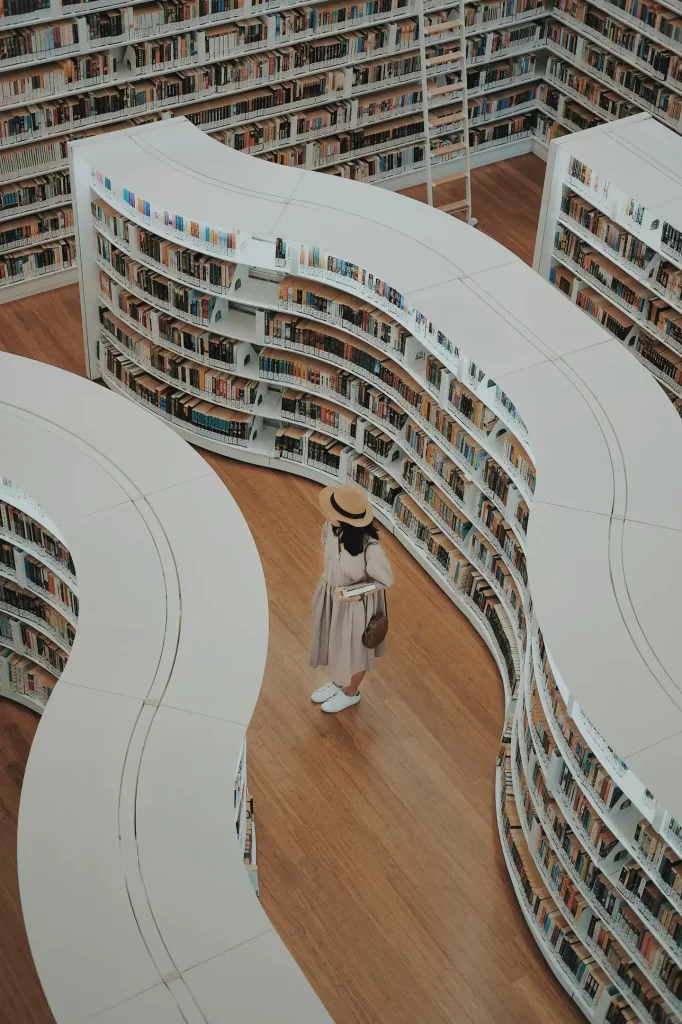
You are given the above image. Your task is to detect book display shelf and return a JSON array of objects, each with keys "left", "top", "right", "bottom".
[
  {"left": 71, "top": 116, "right": 682, "bottom": 1024},
  {"left": 0, "top": 0, "right": 563, "bottom": 302},
  {"left": 0, "top": 474, "right": 76, "bottom": 711},
  {"left": 534, "top": 113, "right": 682, "bottom": 419},
  {"left": 3, "top": 350, "right": 327, "bottom": 1023}
]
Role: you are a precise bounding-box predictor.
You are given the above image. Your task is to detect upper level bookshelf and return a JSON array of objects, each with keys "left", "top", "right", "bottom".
[
  {"left": 534, "top": 113, "right": 682, "bottom": 417},
  {"left": 69, "top": 116, "right": 682, "bottom": 1023},
  {"left": 2, "top": 0, "right": 682, "bottom": 303},
  {"left": 0, "top": 0, "right": 561, "bottom": 302}
]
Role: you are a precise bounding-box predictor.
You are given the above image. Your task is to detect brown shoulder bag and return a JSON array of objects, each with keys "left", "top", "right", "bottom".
[{"left": 361, "top": 543, "right": 389, "bottom": 649}]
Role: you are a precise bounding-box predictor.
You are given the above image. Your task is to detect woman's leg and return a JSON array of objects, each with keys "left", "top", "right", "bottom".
[{"left": 343, "top": 670, "right": 365, "bottom": 697}]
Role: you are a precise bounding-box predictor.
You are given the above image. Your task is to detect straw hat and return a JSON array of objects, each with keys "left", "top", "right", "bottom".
[{"left": 318, "top": 483, "right": 374, "bottom": 527}]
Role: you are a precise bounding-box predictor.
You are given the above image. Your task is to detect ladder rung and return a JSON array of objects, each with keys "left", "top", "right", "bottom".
[
  {"left": 430, "top": 112, "right": 465, "bottom": 127},
  {"left": 425, "top": 50, "right": 463, "bottom": 67},
  {"left": 431, "top": 142, "right": 466, "bottom": 157},
  {"left": 433, "top": 171, "right": 468, "bottom": 186},
  {"left": 424, "top": 19, "right": 461, "bottom": 33},
  {"left": 437, "top": 200, "right": 470, "bottom": 214},
  {"left": 428, "top": 83, "right": 464, "bottom": 96}
]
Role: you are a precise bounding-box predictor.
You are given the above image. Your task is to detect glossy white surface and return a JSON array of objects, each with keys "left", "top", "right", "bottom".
[{"left": 7, "top": 353, "right": 330, "bottom": 1024}]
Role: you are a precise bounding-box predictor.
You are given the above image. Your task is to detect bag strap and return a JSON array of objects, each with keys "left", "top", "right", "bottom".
[{"left": 363, "top": 543, "right": 388, "bottom": 618}]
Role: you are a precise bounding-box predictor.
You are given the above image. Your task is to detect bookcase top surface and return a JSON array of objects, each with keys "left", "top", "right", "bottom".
[
  {"left": 70, "top": 117, "right": 682, "bottom": 824},
  {"left": 2, "top": 352, "right": 331, "bottom": 1024},
  {"left": 554, "top": 115, "right": 682, "bottom": 219}
]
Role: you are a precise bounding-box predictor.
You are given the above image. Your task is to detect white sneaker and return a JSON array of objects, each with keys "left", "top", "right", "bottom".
[
  {"left": 321, "top": 690, "right": 361, "bottom": 714},
  {"left": 311, "top": 681, "right": 342, "bottom": 704}
]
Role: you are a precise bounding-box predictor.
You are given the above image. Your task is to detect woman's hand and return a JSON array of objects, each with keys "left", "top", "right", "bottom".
[{"left": 335, "top": 587, "right": 362, "bottom": 603}]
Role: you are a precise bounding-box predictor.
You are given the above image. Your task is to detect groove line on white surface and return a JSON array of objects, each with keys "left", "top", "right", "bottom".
[
  {"left": 559, "top": 359, "right": 682, "bottom": 713},
  {"left": 113, "top": 498, "right": 213, "bottom": 1024}
]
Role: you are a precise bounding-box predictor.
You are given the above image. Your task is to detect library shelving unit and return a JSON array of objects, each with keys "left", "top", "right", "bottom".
[
  {"left": 534, "top": 113, "right": 682, "bottom": 419},
  {"left": 538, "top": 0, "right": 682, "bottom": 155},
  {"left": 0, "top": 0, "right": 562, "bottom": 302},
  {"left": 3, "top": 350, "right": 327, "bottom": 1023},
  {"left": 0, "top": 475, "right": 76, "bottom": 711},
  {"left": 72, "top": 116, "right": 682, "bottom": 1023}
]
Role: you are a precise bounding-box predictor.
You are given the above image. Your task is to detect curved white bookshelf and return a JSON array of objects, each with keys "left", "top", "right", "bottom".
[
  {"left": 67, "top": 116, "right": 682, "bottom": 1024},
  {"left": 4, "top": 350, "right": 330, "bottom": 1024}
]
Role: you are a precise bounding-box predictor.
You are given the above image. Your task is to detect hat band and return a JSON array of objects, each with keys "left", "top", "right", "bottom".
[{"left": 330, "top": 493, "right": 367, "bottom": 520}]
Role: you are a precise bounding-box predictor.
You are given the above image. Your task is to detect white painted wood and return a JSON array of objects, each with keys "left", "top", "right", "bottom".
[
  {"left": 526, "top": 499, "right": 682, "bottom": 756},
  {"left": 468, "top": 260, "right": 613, "bottom": 359},
  {"left": 142, "top": 475, "right": 269, "bottom": 726},
  {"left": 17, "top": 681, "right": 159, "bottom": 1024},
  {"left": 492, "top": 359, "right": 615, "bottom": 516},
  {"left": 182, "top": 930, "right": 332, "bottom": 1024},
  {"left": 85, "top": 985, "right": 188, "bottom": 1024},
  {"left": 136, "top": 705, "right": 271, "bottom": 972},
  {"left": 60, "top": 502, "right": 169, "bottom": 702},
  {"left": 0, "top": 350, "right": 213, "bottom": 498}
]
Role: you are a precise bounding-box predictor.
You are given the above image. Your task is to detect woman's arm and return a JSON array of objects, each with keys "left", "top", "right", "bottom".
[{"left": 365, "top": 542, "right": 393, "bottom": 590}]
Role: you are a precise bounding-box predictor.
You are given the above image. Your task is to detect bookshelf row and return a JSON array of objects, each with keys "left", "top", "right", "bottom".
[
  {"left": 234, "top": 740, "right": 259, "bottom": 896},
  {"left": 89, "top": 194, "right": 536, "bottom": 488},
  {"left": 5, "top": 65, "right": 682, "bottom": 277},
  {"left": 513, "top": 638, "right": 682, "bottom": 1024},
  {"left": 0, "top": 477, "right": 75, "bottom": 711},
  {"left": 0, "top": 0, "right": 540, "bottom": 300},
  {"left": 533, "top": 116, "right": 682, "bottom": 417},
  {"left": 0, "top": 3, "right": 553, "bottom": 147},
  {"left": 0, "top": 0, "right": 553, "bottom": 109},
  {"left": 80, "top": 152, "right": 544, "bottom": 696}
]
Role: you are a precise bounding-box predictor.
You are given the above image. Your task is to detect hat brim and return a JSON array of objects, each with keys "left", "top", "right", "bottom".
[{"left": 319, "top": 486, "right": 375, "bottom": 527}]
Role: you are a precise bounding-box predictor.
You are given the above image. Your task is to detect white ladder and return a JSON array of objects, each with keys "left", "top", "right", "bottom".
[{"left": 417, "top": 0, "right": 476, "bottom": 225}]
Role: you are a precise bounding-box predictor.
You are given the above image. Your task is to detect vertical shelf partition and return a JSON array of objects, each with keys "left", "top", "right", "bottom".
[{"left": 71, "top": 117, "right": 682, "bottom": 1024}]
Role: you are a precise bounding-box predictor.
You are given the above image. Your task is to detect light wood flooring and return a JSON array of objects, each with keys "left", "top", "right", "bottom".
[{"left": 0, "top": 154, "right": 582, "bottom": 1024}]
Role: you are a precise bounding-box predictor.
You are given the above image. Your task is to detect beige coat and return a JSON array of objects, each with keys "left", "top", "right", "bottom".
[{"left": 310, "top": 520, "right": 394, "bottom": 687}]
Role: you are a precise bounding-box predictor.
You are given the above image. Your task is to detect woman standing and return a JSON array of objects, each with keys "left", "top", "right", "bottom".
[{"left": 310, "top": 483, "right": 393, "bottom": 713}]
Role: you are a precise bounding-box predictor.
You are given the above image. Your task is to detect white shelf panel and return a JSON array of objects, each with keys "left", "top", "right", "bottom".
[
  {"left": 136, "top": 705, "right": 268, "bottom": 972},
  {"left": 18, "top": 681, "right": 160, "bottom": 1024}
]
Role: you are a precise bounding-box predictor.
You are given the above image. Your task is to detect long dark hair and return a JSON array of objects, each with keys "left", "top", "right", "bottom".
[{"left": 333, "top": 521, "right": 379, "bottom": 557}]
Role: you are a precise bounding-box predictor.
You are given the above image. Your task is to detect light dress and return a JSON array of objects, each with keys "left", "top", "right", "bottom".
[{"left": 310, "top": 520, "right": 394, "bottom": 688}]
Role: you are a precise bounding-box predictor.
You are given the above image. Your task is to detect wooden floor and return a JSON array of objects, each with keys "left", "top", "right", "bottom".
[{"left": 0, "top": 154, "right": 583, "bottom": 1024}]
